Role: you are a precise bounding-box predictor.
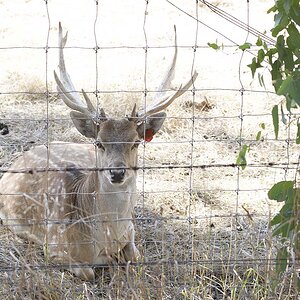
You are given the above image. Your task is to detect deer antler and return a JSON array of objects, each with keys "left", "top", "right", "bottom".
[
  {"left": 137, "top": 26, "right": 198, "bottom": 119},
  {"left": 54, "top": 22, "right": 106, "bottom": 122}
]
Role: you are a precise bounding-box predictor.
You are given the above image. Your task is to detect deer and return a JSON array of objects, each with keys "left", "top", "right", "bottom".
[{"left": 0, "top": 23, "right": 197, "bottom": 280}]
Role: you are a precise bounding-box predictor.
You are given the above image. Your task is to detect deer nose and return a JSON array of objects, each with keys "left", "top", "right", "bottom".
[{"left": 109, "top": 168, "right": 126, "bottom": 183}]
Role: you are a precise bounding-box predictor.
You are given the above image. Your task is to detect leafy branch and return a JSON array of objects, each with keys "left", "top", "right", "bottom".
[{"left": 246, "top": 0, "right": 300, "bottom": 291}]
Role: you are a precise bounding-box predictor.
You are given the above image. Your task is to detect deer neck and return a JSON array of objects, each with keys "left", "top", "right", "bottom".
[{"left": 75, "top": 170, "right": 137, "bottom": 218}]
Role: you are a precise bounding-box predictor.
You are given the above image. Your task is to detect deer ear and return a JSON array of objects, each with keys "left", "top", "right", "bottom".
[
  {"left": 137, "top": 112, "right": 166, "bottom": 142},
  {"left": 70, "top": 111, "right": 98, "bottom": 139}
]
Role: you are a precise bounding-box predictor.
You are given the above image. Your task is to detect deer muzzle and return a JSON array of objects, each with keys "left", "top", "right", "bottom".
[{"left": 109, "top": 166, "right": 126, "bottom": 184}]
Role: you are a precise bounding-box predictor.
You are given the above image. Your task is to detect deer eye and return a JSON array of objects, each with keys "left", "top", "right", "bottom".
[
  {"left": 94, "top": 140, "right": 105, "bottom": 151},
  {"left": 131, "top": 140, "right": 141, "bottom": 150}
]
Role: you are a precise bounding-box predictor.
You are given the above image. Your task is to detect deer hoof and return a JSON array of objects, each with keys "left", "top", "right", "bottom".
[
  {"left": 123, "top": 242, "right": 141, "bottom": 262},
  {"left": 70, "top": 267, "right": 95, "bottom": 281}
]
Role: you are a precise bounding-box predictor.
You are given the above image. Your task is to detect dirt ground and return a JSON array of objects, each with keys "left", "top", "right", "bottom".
[{"left": 0, "top": 0, "right": 299, "bottom": 299}]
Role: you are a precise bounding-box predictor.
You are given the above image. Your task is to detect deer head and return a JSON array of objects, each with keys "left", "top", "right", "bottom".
[{"left": 54, "top": 23, "right": 198, "bottom": 186}]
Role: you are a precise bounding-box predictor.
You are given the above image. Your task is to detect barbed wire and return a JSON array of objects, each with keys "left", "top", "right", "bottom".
[
  {"left": 0, "top": 161, "right": 299, "bottom": 174},
  {"left": 0, "top": 257, "right": 293, "bottom": 274}
]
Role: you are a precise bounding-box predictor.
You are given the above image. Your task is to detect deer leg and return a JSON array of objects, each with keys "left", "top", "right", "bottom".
[
  {"left": 45, "top": 238, "right": 96, "bottom": 280},
  {"left": 48, "top": 253, "right": 95, "bottom": 281},
  {"left": 122, "top": 225, "right": 140, "bottom": 262},
  {"left": 67, "top": 264, "right": 95, "bottom": 281},
  {"left": 44, "top": 215, "right": 96, "bottom": 281},
  {"left": 122, "top": 242, "right": 140, "bottom": 262}
]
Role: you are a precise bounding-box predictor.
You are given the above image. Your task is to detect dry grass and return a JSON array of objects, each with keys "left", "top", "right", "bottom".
[{"left": 0, "top": 209, "right": 297, "bottom": 299}]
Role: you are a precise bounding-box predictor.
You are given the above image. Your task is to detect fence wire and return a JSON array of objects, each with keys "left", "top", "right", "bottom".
[{"left": 0, "top": 0, "right": 299, "bottom": 299}]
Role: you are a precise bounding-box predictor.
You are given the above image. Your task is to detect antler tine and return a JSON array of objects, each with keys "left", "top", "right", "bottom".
[
  {"left": 138, "top": 71, "right": 198, "bottom": 117},
  {"left": 137, "top": 26, "right": 198, "bottom": 119},
  {"left": 54, "top": 22, "right": 99, "bottom": 119},
  {"left": 54, "top": 71, "right": 88, "bottom": 114}
]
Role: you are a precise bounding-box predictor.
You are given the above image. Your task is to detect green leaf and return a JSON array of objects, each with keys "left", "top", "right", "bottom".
[
  {"left": 272, "top": 218, "right": 295, "bottom": 237},
  {"left": 276, "top": 35, "right": 286, "bottom": 59},
  {"left": 272, "top": 15, "right": 289, "bottom": 36},
  {"left": 291, "top": 7, "right": 300, "bottom": 26},
  {"left": 268, "top": 181, "right": 294, "bottom": 202},
  {"left": 272, "top": 24, "right": 284, "bottom": 37},
  {"left": 207, "top": 42, "right": 220, "bottom": 50},
  {"left": 260, "top": 123, "right": 266, "bottom": 130},
  {"left": 295, "top": 48, "right": 300, "bottom": 58},
  {"left": 236, "top": 145, "right": 250, "bottom": 170},
  {"left": 247, "top": 58, "right": 262, "bottom": 78},
  {"left": 263, "top": 41, "right": 269, "bottom": 51},
  {"left": 256, "top": 123, "right": 266, "bottom": 141},
  {"left": 270, "top": 60, "right": 283, "bottom": 92},
  {"left": 296, "top": 122, "right": 300, "bottom": 144},
  {"left": 266, "top": 47, "right": 277, "bottom": 59},
  {"left": 275, "top": 247, "right": 288, "bottom": 274},
  {"left": 285, "top": 94, "right": 298, "bottom": 111},
  {"left": 274, "top": 11, "right": 284, "bottom": 28},
  {"left": 278, "top": 75, "right": 292, "bottom": 95},
  {"left": 270, "top": 213, "right": 283, "bottom": 226},
  {"left": 267, "top": 5, "right": 277, "bottom": 14},
  {"left": 275, "top": 35, "right": 295, "bottom": 71},
  {"left": 272, "top": 105, "right": 279, "bottom": 139},
  {"left": 256, "top": 131, "right": 262, "bottom": 141},
  {"left": 284, "top": 48, "right": 294, "bottom": 70},
  {"left": 239, "top": 42, "right": 252, "bottom": 51},
  {"left": 278, "top": 201, "right": 294, "bottom": 219},
  {"left": 256, "top": 36, "right": 263, "bottom": 46},
  {"left": 278, "top": 75, "right": 300, "bottom": 106},
  {"left": 286, "top": 22, "right": 300, "bottom": 50},
  {"left": 283, "top": 1, "right": 292, "bottom": 14},
  {"left": 258, "top": 73, "right": 266, "bottom": 89},
  {"left": 289, "top": 77, "right": 300, "bottom": 106},
  {"left": 257, "top": 49, "right": 265, "bottom": 64}
]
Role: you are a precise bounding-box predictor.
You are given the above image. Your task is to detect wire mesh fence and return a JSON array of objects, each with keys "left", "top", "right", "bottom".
[{"left": 0, "top": 0, "right": 299, "bottom": 299}]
